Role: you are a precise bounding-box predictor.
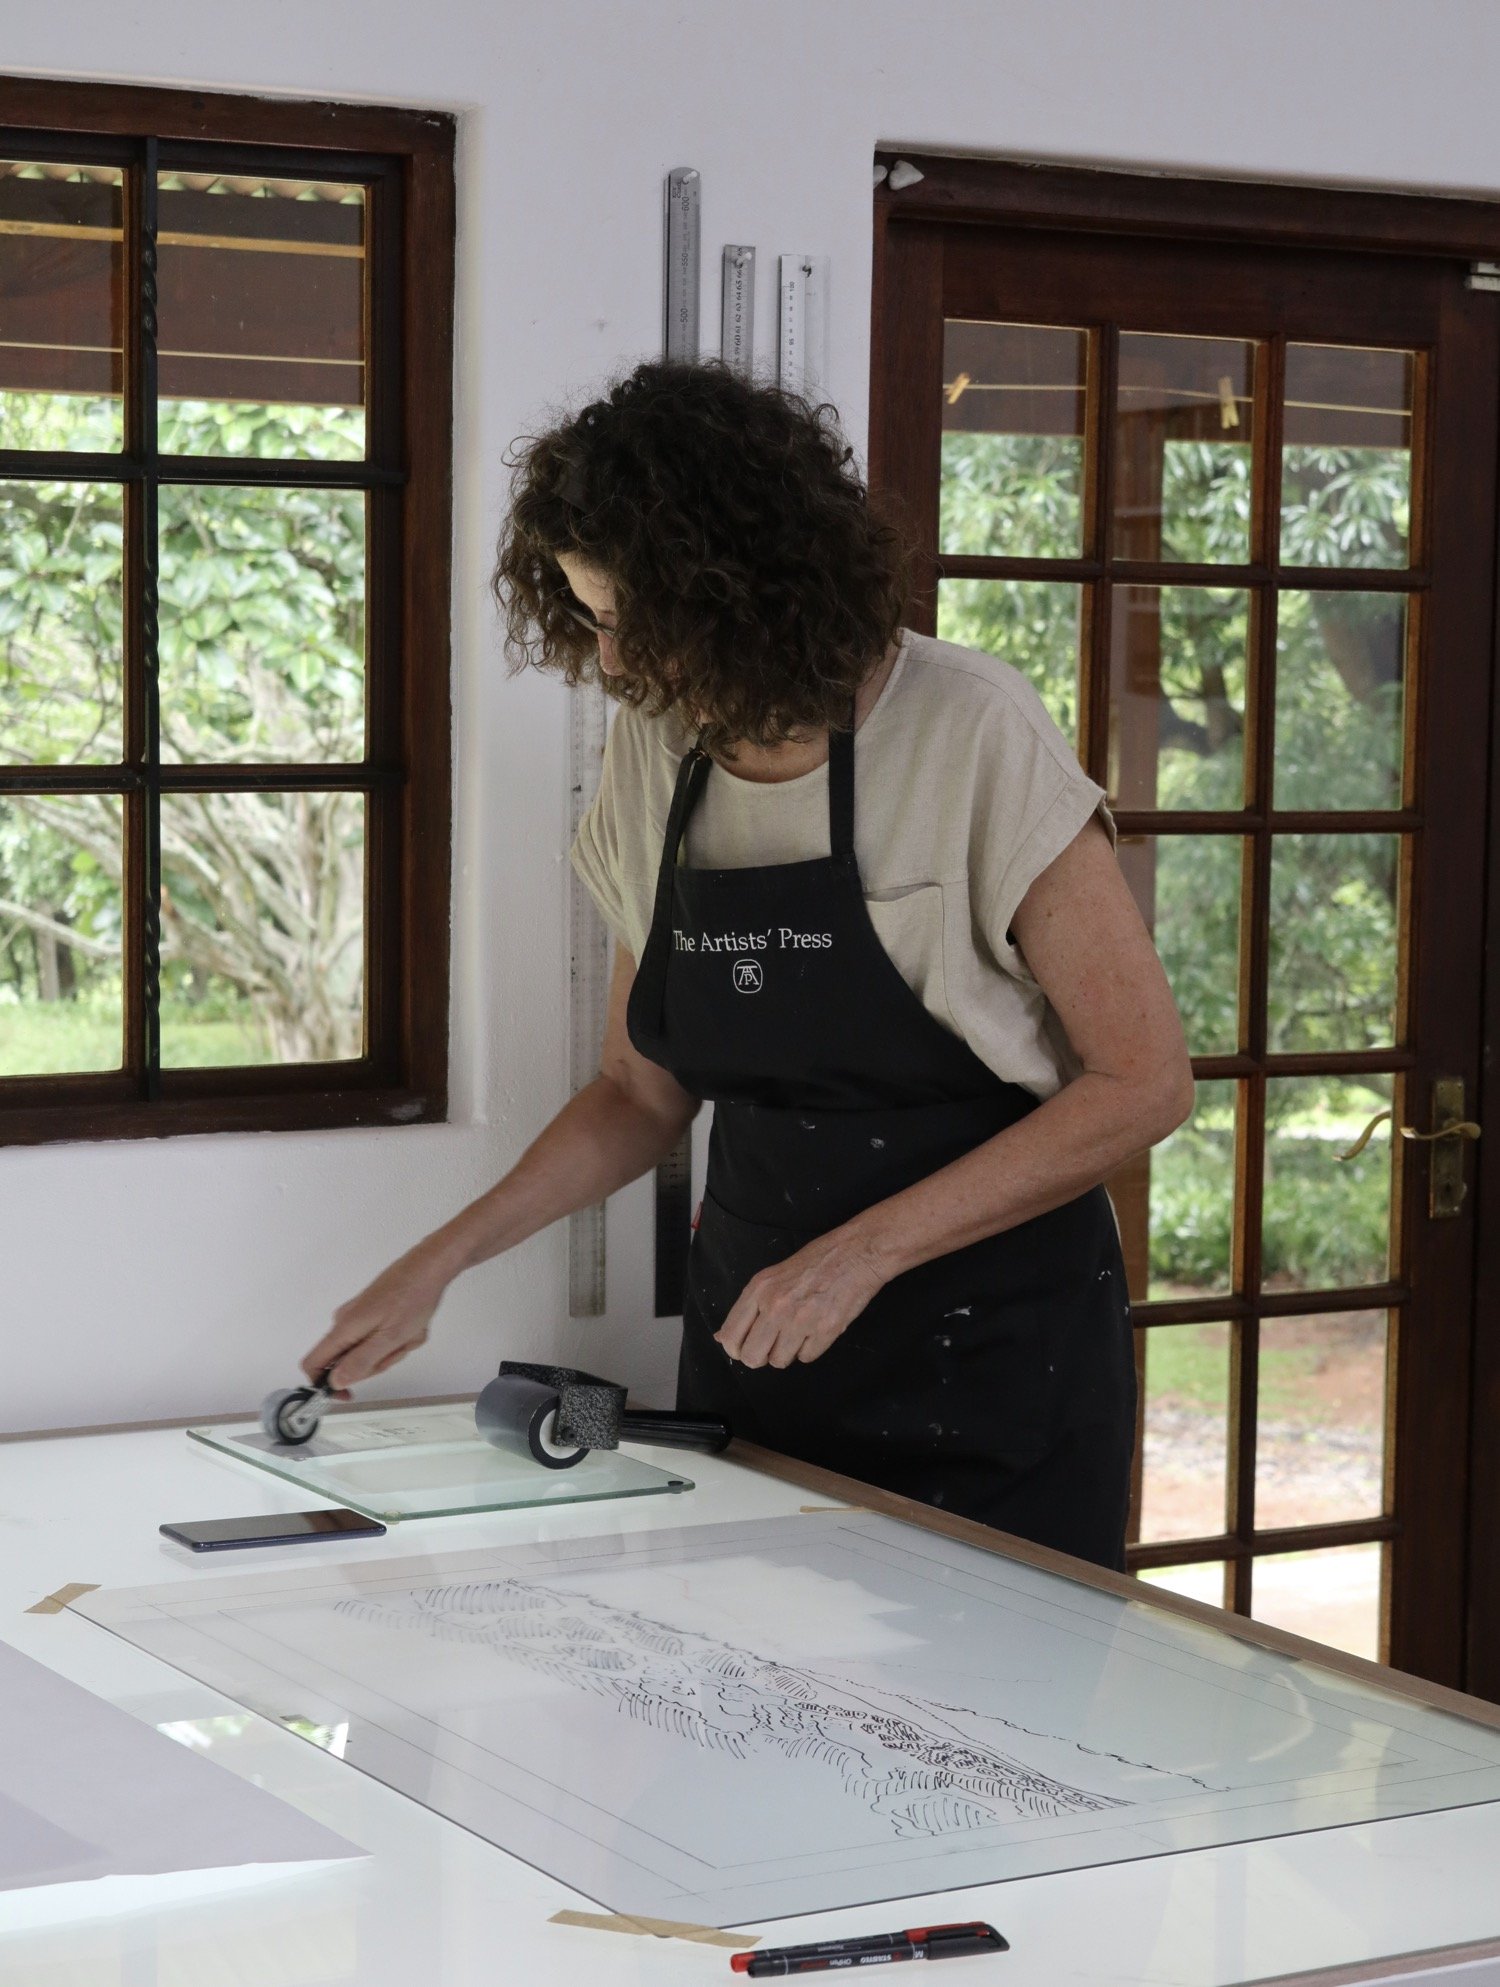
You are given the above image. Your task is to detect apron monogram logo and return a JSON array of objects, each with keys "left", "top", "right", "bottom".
[{"left": 732, "top": 959, "right": 765, "bottom": 994}]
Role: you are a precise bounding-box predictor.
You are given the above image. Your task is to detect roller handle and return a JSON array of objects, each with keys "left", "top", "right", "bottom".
[{"left": 620, "top": 1409, "right": 732, "bottom": 1452}]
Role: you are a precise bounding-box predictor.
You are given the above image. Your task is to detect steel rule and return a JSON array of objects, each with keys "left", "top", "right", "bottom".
[
  {"left": 566, "top": 681, "right": 610, "bottom": 1317},
  {"left": 720, "top": 245, "right": 756, "bottom": 378},
  {"left": 663, "top": 167, "right": 701, "bottom": 361}
]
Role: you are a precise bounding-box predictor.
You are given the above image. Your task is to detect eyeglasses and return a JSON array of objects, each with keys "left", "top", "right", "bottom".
[{"left": 554, "top": 586, "right": 619, "bottom": 640}]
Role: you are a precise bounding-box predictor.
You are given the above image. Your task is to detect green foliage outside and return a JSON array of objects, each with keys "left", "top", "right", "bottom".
[
  {"left": 938, "top": 420, "right": 1411, "bottom": 1293},
  {"left": 0, "top": 392, "right": 366, "bottom": 1072}
]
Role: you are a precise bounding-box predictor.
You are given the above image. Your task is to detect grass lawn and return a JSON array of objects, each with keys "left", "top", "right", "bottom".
[
  {"left": 0, "top": 1001, "right": 264, "bottom": 1073},
  {"left": 1147, "top": 1316, "right": 1384, "bottom": 1423}
]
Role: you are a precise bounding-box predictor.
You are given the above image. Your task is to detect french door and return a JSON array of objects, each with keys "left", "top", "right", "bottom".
[{"left": 872, "top": 161, "right": 1500, "bottom": 1695}]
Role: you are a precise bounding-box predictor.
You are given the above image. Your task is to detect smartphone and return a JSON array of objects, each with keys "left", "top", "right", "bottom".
[{"left": 160, "top": 1509, "right": 387, "bottom": 1551}]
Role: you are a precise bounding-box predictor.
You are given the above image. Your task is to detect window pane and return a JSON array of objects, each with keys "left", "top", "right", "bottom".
[
  {"left": 1119, "top": 835, "right": 1243, "bottom": 1057},
  {"left": 936, "top": 578, "right": 1081, "bottom": 744},
  {"left": 1250, "top": 1543, "right": 1383, "bottom": 1662},
  {"left": 1256, "top": 1311, "right": 1389, "bottom": 1531},
  {"left": 1268, "top": 834, "right": 1401, "bottom": 1053},
  {"left": 1135, "top": 1562, "right": 1228, "bottom": 1609},
  {"left": 1148, "top": 1077, "right": 1238, "bottom": 1302},
  {"left": 1138, "top": 1322, "right": 1229, "bottom": 1545},
  {"left": 157, "top": 173, "right": 365, "bottom": 461},
  {"left": 939, "top": 321, "right": 1086, "bottom": 558},
  {"left": 0, "top": 481, "right": 125, "bottom": 764},
  {"left": 0, "top": 162, "right": 123, "bottom": 452},
  {"left": 1282, "top": 345, "right": 1413, "bottom": 570},
  {"left": 160, "top": 791, "right": 364, "bottom": 1066},
  {"left": 158, "top": 486, "right": 366, "bottom": 763},
  {"left": 0, "top": 796, "right": 123, "bottom": 1074},
  {"left": 1263, "top": 1075, "right": 1394, "bottom": 1292},
  {"left": 1273, "top": 591, "right": 1407, "bottom": 812},
  {"left": 1107, "top": 586, "right": 1248, "bottom": 810},
  {"left": 1114, "top": 334, "right": 1256, "bottom": 564}
]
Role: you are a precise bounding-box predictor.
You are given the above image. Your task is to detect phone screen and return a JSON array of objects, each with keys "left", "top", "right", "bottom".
[{"left": 160, "top": 1509, "right": 386, "bottom": 1550}]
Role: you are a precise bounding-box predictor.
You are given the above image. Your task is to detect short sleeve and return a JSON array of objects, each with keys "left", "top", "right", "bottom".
[
  {"left": 568, "top": 722, "right": 633, "bottom": 950},
  {"left": 975, "top": 675, "right": 1117, "bottom": 972}
]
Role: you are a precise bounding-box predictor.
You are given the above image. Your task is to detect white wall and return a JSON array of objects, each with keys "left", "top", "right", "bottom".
[{"left": 3, "top": 0, "right": 1498, "bottom": 1432}]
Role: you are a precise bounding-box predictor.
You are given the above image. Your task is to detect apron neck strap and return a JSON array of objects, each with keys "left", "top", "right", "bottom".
[
  {"left": 827, "top": 715, "right": 855, "bottom": 860},
  {"left": 636, "top": 739, "right": 712, "bottom": 1031}
]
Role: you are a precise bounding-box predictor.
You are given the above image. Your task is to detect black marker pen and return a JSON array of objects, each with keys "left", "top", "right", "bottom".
[{"left": 731, "top": 1921, "right": 1008, "bottom": 1976}]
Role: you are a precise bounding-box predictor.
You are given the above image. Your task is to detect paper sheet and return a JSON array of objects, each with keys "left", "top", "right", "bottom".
[
  {"left": 72, "top": 1514, "right": 1500, "bottom": 1926},
  {"left": 0, "top": 1637, "right": 364, "bottom": 1894}
]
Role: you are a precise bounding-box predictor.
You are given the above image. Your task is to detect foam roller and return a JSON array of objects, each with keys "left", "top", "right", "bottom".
[
  {"left": 473, "top": 1360, "right": 730, "bottom": 1468},
  {"left": 474, "top": 1364, "right": 623, "bottom": 1470}
]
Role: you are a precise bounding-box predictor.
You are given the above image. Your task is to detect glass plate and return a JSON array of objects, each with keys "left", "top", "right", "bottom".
[{"left": 187, "top": 1403, "right": 692, "bottom": 1520}]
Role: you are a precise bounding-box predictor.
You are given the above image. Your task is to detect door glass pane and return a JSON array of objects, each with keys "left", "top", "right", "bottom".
[
  {"left": 1282, "top": 345, "right": 1413, "bottom": 570},
  {"left": 1250, "top": 1542, "right": 1383, "bottom": 1661},
  {"left": 1119, "top": 835, "right": 1243, "bottom": 1057},
  {"left": 1149, "top": 1077, "right": 1239, "bottom": 1302},
  {"left": 939, "top": 321, "right": 1086, "bottom": 558},
  {"left": 157, "top": 173, "right": 365, "bottom": 461},
  {"left": 1273, "top": 592, "right": 1407, "bottom": 811},
  {"left": 1138, "top": 1322, "right": 1229, "bottom": 1544},
  {"left": 1114, "top": 334, "right": 1256, "bottom": 564},
  {"left": 1107, "top": 585, "right": 1249, "bottom": 808},
  {"left": 1263, "top": 1075, "right": 1394, "bottom": 1292},
  {"left": 1256, "top": 1311, "right": 1389, "bottom": 1530},
  {"left": 158, "top": 485, "right": 366, "bottom": 763},
  {"left": 1268, "top": 834, "right": 1401, "bottom": 1053},
  {"left": 0, "top": 481, "right": 125, "bottom": 764},
  {"left": 0, "top": 796, "right": 123, "bottom": 1074},
  {"left": 0, "top": 161, "right": 124, "bottom": 452},
  {"left": 160, "top": 791, "right": 365, "bottom": 1066},
  {"left": 936, "top": 579, "right": 1081, "bottom": 744},
  {"left": 1135, "top": 1562, "right": 1228, "bottom": 1610}
]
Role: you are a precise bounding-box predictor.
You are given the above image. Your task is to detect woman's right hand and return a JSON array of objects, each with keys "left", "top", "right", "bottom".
[{"left": 301, "top": 1249, "right": 451, "bottom": 1395}]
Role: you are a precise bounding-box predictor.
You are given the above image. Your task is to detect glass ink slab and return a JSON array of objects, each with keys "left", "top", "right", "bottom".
[
  {"left": 187, "top": 1404, "right": 692, "bottom": 1521},
  {"left": 76, "top": 1512, "right": 1500, "bottom": 1928}
]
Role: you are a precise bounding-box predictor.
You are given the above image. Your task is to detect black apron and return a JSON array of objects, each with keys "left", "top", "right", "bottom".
[{"left": 626, "top": 718, "right": 1136, "bottom": 1569}]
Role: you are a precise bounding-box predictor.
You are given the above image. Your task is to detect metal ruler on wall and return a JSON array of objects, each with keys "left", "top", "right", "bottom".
[
  {"left": 652, "top": 166, "right": 702, "bottom": 1317},
  {"left": 566, "top": 682, "right": 610, "bottom": 1316},
  {"left": 721, "top": 245, "right": 755, "bottom": 379},
  {"left": 777, "top": 253, "right": 829, "bottom": 401}
]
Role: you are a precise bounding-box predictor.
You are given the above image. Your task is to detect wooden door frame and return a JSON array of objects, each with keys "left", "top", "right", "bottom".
[{"left": 870, "top": 151, "right": 1500, "bottom": 1698}]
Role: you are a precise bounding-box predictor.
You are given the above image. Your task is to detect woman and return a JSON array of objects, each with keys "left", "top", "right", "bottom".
[{"left": 303, "top": 361, "right": 1193, "bottom": 1571}]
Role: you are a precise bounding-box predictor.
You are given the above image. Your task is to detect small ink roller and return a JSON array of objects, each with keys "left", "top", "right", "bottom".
[{"left": 259, "top": 1369, "right": 339, "bottom": 1445}]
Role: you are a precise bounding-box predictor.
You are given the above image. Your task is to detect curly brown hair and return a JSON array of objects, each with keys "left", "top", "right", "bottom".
[{"left": 492, "top": 360, "right": 910, "bottom": 748}]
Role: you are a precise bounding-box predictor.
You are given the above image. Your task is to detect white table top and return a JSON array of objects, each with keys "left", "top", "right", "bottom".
[{"left": 1, "top": 1419, "right": 1498, "bottom": 1987}]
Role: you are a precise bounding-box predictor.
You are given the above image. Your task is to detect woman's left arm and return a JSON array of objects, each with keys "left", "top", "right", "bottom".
[{"left": 716, "top": 817, "right": 1196, "bottom": 1369}]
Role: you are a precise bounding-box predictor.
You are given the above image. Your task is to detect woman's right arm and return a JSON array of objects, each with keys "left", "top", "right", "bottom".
[{"left": 301, "top": 945, "right": 697, "bottom": 1390}]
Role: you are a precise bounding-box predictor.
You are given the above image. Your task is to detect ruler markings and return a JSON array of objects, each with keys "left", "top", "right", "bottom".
[
  {"left": 777, "top": 253, "right": 829, "bottom": 402},
  {"left": 663, "top": 168, "right": 701, "bottom": 363},
  {"left": 720, "top": 245, "right": 755, "bottom": 379}
]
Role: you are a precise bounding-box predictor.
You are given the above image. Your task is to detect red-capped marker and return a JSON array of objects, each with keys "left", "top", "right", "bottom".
[{"left": 730, "top": 1921, "right": 1007, "bottom": 1975}]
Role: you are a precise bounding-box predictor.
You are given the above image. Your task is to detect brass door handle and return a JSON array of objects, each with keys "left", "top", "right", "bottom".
[
  {"left": 1408, "top": 1077, "right": 1478, "bottom": 1219},
  {"left": 1333, "top": 1081, "right": 1479, "bottom": 1219}
]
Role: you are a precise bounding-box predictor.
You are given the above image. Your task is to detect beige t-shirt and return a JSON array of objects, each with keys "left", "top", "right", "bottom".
[{"left": 569, "top": 627, "right": 1116, "bottom": 1100}]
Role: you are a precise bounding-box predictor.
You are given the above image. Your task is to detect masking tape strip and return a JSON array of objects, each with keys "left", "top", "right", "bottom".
[
  {"left": 549, "top": 1910, "right": 752, "bottom": 1949},
  {"left": 26, "top": 1582, "right": 99, "bottom": 1615}
]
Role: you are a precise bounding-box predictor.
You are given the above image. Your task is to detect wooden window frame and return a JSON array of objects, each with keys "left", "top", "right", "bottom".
[
  {"left": 871, "top": 152, "right": 1500, "bottom": 1701},
  {"left": 0, "top": 76, "right": 454, "bottom": 1145}
]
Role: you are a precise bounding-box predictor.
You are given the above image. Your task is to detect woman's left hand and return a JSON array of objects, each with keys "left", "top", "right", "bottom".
[{"left": 714, "top": 1226, "right": 892, "bottom": 1368}]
